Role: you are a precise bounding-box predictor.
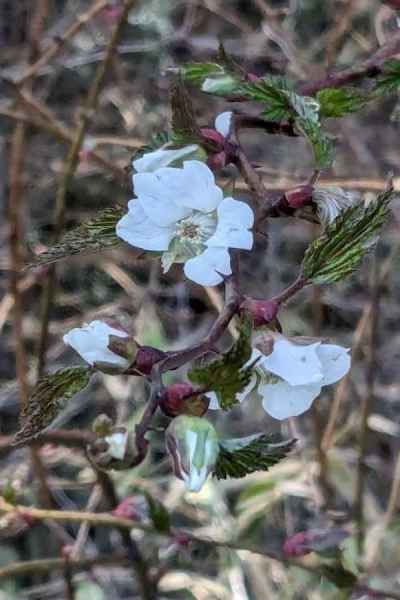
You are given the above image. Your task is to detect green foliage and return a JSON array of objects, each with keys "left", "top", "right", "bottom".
[
  {"left": 296, "top": 117, "right": 335, "bottom": 169},
  {"left": 240, "top": 76, "right": 296, "bottom": 121},
  {"left": 28, "top": 206, "right": 125, "bottom": 268},
  {"left": 317, "top": 87, "right": 368, "bottom": 117},
  {"left": 375, "top": 59, "right": 400, "bottom": 94},
  {"left": 13, "top": 367, "right": 92, "bottom": 445},
  {"left": 214, "top": 434, "right": 296, "bottom": 479},
  {"left": 182, "top": 62, "right": 225, "bottom": 85},
  {"left": 145, "top": 493, "right": 171, "bottom": 533},
  {"left": 303, "top": 188, "right": 393, "bottom": 284},
  {"left": 182, "top": 61, "right": 240, "bottom": 96},
  {"left": 188, "top": 318, "right": 254, "bottom": 410}
]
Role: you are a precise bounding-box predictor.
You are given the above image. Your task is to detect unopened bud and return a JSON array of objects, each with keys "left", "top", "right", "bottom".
[
  {"left": 160, "top": 383, "right": 209, "bottom": 417},
  {"left": 241, "top": 298, "right": 279, "bottom": 327},
  {"left": 132, "top": 346, "right": 167, "bottom": 375},
  {"left": 285, "top": 185, "right": 313, "bottom": 209},
  {"left": 165, "top": 415, "right": 220, "bottom": 492},
  {"left": 88, "top": 427, "right": 140, "bottom": 471}
]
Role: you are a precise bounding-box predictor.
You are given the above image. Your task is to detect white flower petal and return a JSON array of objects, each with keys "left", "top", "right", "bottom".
[
  {"left": 184, "top": 247, "right": 231, "bottom": 286},
  {"left": 104, "top": 431, "right": 128, "bottom": 460},
  {"left": 260, "top": 380, "right": 322, "bottom": 420},
  {"left": 215, "top": 111, "right": 233, "bottom": 137},
  {"left": 134, "top": 169, "right": 191, "bottom": 226},
  {"left": 260, "top": 338, "right": 324, "bottom": 386},
  {"left": 133, "top": 144, "right": 199, "bottom": 172},
  {"left": 176, "top": 161, "right": 223, "bottom": 213},
  {"left": 63, "top": 320, "right": 128, "bottom": 367},
  {"left": 206, "top": 198, "right": 254, "bottom": 250},
  {"left": 206, "top": 372, "right": 257, "bottom": 410},
  {"left": 116, "top": 201, "right": 174, "bottom": 251},
  {"left": 317, "top": 344, "right": 351, "bottom": 386}
]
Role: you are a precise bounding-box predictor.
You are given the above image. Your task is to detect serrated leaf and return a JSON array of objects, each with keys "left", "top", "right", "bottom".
[
  {"left": 28, "top": 207, "right": 125, "bottom": 268},
  {"left": 145, "top": 493, "right": 171, "bottom": 533},
  {"left": 13, "top": 367, "right": 92, "bottom": 445},
  {"left": 296, "top": 117, "right": 335, "bottom": 169},
  {"left": 170, "top": 79, "right": 202, "bottom": 146},
  {"left": 182, "top": 62, "right": 225, "bottom": 85},
  {"left": 239, "top": 76, "right": 295, "bottom": 122},
  {"left": 188, "top": 318, "right": 253, "bottom": 410},
  {"left": 317, "top": 87, "right": 369, "bottom": 118},
  {"left": 214, "top": 434, "right": 296, "bottom": 479},
  {"left": 374, "top": 59, "right": 400, "bottom": 95},
  {"left": 303, "top": 188, "right": 393, "bottom": 284}
]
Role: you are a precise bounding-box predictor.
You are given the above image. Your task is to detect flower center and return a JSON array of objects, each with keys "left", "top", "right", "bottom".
[{"left": 176, "top": 220, "right": 200, "bottom": 240}]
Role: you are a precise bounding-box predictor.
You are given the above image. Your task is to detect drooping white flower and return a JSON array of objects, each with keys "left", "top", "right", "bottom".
[
  {"left": 133, "top": 144, "right": 200, "bottom": 173},
  {"left": 165, "top": 415, "right": 220, "bottom": 492},
  {"left": 207, "top": 335, "right": 351, "bottom": 420},
  {"left": 63, "top": 320, "right": 130, "bottom": 369},
  {"left": 116, "top": 160, "right": 254, "bottom": 286}
]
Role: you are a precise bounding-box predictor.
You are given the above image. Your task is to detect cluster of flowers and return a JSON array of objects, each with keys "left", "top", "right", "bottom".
[{"left": 61, "top": 110, "right": 351, "bottom": 493}]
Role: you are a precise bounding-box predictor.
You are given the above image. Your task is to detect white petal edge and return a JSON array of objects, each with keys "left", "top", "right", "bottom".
[
  {"left": 259, "top": 338, "right": 324, "bottom": 386},
  {"left": 133, "top": 169, "right": 191, "bottom": 226},
  {"left": 133, "top": 144, "right": 199, "bottom": 173},
  {"left": 175, "top": 161, "right": 223, "bottom": 213},
  {"left": 215, "top": 111, "right": 233, "bottom": 137},
  {"left": 260, "top": 380, "right": 322, "bottom": 420},
  {"left": 206, "top": 198, "right": 254, "bottom": 250},
  {"left": 116, "top": 202, "right": 174, "bottom": 251},
  {"left": 63, "top": 320, "right": 129, "bottom": 367},
  {"left": 184, "top": 247, "right": 231, "bottom": 286},
  {"left": 317, "top": 344, "right": 351, "bottom": 386}
]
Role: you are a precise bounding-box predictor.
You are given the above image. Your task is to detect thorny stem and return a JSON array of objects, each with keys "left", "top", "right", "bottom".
[
  {"left": 270, "top": 273, "right": 308, "bottom": 305},
  {"left": 354, "top": 253, "right": 381, "bottom": 556}
]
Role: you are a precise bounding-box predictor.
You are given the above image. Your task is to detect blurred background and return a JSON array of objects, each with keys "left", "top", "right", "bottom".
[{"left": 0, "top": 0, "right": 400, "bottom": 598}]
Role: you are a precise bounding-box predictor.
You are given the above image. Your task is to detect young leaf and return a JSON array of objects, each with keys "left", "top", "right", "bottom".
[
  {"left": 296, "top": 117, "right": 335, "bottom": 169},
  {"left": 28, "top": 206, "right": 125, "bottom": 268},
  {"left": 170, "top": 79, "right": 202, "bottom": 146},
  {"left": 188, "top": 318, "right": 254, "bottom": 410},
  {"left": 303, "top": 188, "right": 393, "bottom": 284},
  {"left": 182, "top": 62, "right": 225, "bottom": 85},
  {"left": 145, "top": 493, "right": 171, "bottom": 533},
  {"left": 374, "top": 59, "right": 400, "bottom": 95},
  {"left": 13, "top": 367, "right": 93, "bottom": 445},
  {"left": 214, "top": 434, "right": 296, "bottom": 479},
  {"left": 239, "top": 76, "right": 295, "bottom": 121},
  {"left": 317, "top": 87, "right": 369, "bottom": 118}
]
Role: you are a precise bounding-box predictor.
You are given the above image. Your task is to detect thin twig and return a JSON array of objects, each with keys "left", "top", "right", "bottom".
[
  {"left": 354, "top": 253, "right": 381, "bottom": 556},
  {"left": 35, "top": 0, "right": 136, "bottom": 378}
]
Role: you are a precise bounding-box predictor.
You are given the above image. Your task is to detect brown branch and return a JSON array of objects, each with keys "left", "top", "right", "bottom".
[
  {"left": 300, "top": 32, "right": 400, "bottom": 96},
  {"left": 15, "top": 0, "right": 110, "bottom": 85},
  {"left": 0, "top": 554, "right": 130, "bottom": 580},
  {"left": 354, "top": 253, "right": 381, "bottom": 555}
]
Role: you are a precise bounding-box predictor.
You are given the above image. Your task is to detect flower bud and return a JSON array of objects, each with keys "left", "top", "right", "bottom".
[
  {"left": 284, "top": 184, "right": 313, "bottom": 209},
  {"left": 88, "top": 427, "right": 141, "bottom": 471},
  {"left": 165, "top": 416, "right": 220, "bottom": 492},
  {"left": 283, "top": 528, "right": 349, "bottom": 557},
  {"left": 240, "top": 298, "right": 279, "bottom": 327},
  {"left": 132, "top": 346, "right": 167, "bottom": 375},
  {"left": 160, "top": 383, "right": 209, "bottom": 417},
  {"left": 200, "top": 127, "right": 225, "bottom": 150}
]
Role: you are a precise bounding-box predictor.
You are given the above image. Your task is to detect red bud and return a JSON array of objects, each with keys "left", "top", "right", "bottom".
[
  {"left": 160, "top": 383, "right": 196, "bottom": 417},
  {"left": 283, "top": 528, "right": 349, "bottom": 557},
  {"left": 200, "top": 127, "right": 225, "bottom": 147},
  {"left": 284, "top": 185, "right": 313, "bottom": 209},
  {"left": 112, "top": 496, "right": 140, "bottom": 521},
  {"left": 133, "top": 346, "right": 166, "bottom": 375},
  {"left": 240, "top": 298, "right": 279, "bottom": 327},
  {"left": 207, "top": 151, "right": 227, "bottom": 170}
]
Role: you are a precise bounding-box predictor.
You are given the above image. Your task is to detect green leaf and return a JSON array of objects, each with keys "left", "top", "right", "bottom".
[
  {"left": 182, "top": 62, "right": 225, "bottom": 85},
  {"left": 188, "top": 318, "right": 254, "bottom": 410},
  {"left": 317, "top": 87, "right": 369, "bottom": 117},
  {"left": 214, "top": 434, "right": 296, "bottom": 479},
  {"left": 28, "top": 206, "right": 125, "bottom": 268},
  {"left": 296, "top": 117, "right": 335, "bottom": 169},
  {"left": 145, "top": 493, "right": 171, "bottom": 533},
  {"left": 303, "top": 188, "right": 393, "bottom": 284},
  {"left": 170, "top": 79, "right": 202, "bottom": 146},
  {"left": 375, "top": 59, "right": 400, "bottom": 95},
  {"left": 240, "top": 76, "right": 295, "bottom": 121},
  {"left": 13, "top": 367, "right": 92, "bottom": 445}
]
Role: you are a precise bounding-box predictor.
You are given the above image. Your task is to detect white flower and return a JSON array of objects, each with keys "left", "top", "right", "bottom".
[
  {"left": 214, "top": 111, "right": 233, "bottom": 137},
  {"left": 133, "top": 144, "right": 199, "bottom": 173},
  {"left": 207, "top": 335, "right": 351, "bottom": 420},
  {"left": 63, "top": 320, "right": 129, "bottom": 368},
  {"left": 116, "top": 160, "right": 254, "bottom": 286},
  {"left": 104, "top": 431, "right": 129, "bottom": 460}
]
